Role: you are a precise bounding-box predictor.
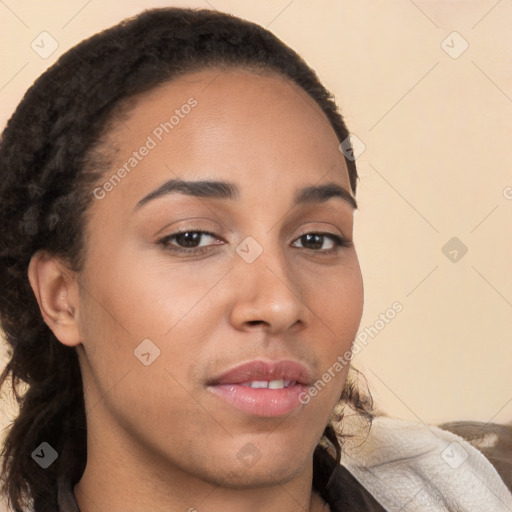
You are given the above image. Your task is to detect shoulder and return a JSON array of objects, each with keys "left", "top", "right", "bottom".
[{"left": 338, "top": 414, "right": 512, "bottom": 511}]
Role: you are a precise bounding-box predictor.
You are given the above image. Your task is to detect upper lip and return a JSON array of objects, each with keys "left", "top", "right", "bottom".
[{"left": 208, "top": 359, "right": 313, "bottom": 386}]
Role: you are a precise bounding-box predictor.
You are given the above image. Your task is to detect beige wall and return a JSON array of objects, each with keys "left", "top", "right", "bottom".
[{"left": 1, "top": 1, "right": 511, "bottom": 439}]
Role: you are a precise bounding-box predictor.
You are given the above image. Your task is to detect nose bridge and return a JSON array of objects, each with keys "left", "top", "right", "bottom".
[{"left": 229, "top": 233, "right": 307, "bottom": 331}]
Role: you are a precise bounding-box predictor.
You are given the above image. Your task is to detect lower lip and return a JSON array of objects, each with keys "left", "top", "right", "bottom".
[{"left": 208, "top": 384, "right": 308, "bottom": 417}]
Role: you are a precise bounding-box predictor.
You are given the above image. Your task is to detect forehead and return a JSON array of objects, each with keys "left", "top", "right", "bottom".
[{"left": 93, "top": 68, "right": 351, "bottom": 211}]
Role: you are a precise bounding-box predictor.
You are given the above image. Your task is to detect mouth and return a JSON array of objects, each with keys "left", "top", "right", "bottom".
[{"left": 206, "top": 359, "right": 312, "bottom": 417}]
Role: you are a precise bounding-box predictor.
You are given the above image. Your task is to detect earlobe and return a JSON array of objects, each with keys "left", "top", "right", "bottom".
[{"left": 28, "top": 251, "right": 81, "bottom": 347}]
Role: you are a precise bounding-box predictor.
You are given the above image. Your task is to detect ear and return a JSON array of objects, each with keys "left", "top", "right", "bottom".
[{"left": 28, "top": 251, "right": 81, "bottom": 347}]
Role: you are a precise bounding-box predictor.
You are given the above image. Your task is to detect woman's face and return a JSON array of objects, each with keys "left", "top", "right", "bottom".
[{"left": 73, "top": 68, "right": 363, "bottom": 488}]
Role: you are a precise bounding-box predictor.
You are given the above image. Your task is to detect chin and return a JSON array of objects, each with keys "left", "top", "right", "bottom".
[
  {"left": 199, "top": 442, "right": 313, "bottom": 490},
  {"left": 209, "top": 463, "right": 308, "bottom": 490}
]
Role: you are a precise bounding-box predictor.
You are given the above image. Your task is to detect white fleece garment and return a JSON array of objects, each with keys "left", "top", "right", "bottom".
[{"left": 339, "top": 415, "right": 512, "bottom": 512}]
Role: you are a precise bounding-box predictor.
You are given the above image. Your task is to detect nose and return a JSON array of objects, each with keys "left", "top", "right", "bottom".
[{"left": 228, "top": 240, "right": 310, "bottom": 335}]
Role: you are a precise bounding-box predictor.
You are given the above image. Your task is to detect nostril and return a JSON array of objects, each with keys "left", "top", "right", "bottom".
[{"left": 247, "top": 320, "right": 266, "bottom": 326}]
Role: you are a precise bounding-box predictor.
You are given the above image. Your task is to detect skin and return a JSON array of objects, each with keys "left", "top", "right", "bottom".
[{"left": 28, "top": 68, "right": 364, "bottom": 512}]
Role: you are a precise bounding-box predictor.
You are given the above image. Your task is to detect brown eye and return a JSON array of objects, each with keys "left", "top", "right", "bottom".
[
  {"left": 159, "top": 230, "right": 223, "bottom": 254},
  {"left": 292, "top": 233, "right": 350, "bottom": 252},
  {"left": 173, "top": 231, "right": 205, "bottom": 248}
]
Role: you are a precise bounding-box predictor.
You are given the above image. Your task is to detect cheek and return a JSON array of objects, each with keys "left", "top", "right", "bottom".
[
  {"left": 306, "top": 255, "right": 364, "bottom": 341},
  {"left": 303, "top": 257, "right": 363, "bottom": 402},
  {"left": 76, "top": 246, "right": 229, "bottom": 399},
  {"left": 76, "top": 253, "right": 217, "bottom": 450}
]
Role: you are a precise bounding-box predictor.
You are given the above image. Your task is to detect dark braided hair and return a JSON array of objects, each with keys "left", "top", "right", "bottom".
[{"left": 0, "top": 8, "right": 374, "bottom": 511}]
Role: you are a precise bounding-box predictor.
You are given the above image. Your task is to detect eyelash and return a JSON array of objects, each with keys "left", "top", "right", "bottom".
[{"left": 158, "top": 229, "right": 351, "bottom": 256}]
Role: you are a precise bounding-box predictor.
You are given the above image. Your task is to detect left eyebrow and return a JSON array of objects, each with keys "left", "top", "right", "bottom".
[
  {"left": 132, "top": 178, "right": 357, "bottom": 212},
  {"left": 294, "top": 182, "right": 358, "bottom": 210}
]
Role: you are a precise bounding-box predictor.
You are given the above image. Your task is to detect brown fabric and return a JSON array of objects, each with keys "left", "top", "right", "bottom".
[{"left": 439, "top": 420, "right": 512, "bottom": 494}]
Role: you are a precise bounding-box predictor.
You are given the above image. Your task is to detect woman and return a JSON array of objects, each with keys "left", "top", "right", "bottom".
[{"left": 0, "top": 8, "right": 510, "bottom": 512}]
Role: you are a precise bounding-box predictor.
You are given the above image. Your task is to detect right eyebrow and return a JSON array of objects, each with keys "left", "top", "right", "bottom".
[{"left": 132, "top": 178, "right": 238, "bottom": 213}]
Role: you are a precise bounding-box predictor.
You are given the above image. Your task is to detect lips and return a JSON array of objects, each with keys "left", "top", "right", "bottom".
[
  {"left": 209, "top": 360, "right": 312, "bottom": 386},
  {"left": 207, "top": 360, "right": 312, "bottom": 417}
]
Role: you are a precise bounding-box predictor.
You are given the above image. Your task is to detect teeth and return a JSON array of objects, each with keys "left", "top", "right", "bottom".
[
  {"left": 268, "top": 379, "right": 285, "bottom": 389},
  {"left": 240, "top": 379, "right": 295, "bottom": 389},
  {"left": 250, "top": 380, "right": 268, "bottom": 389}
]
